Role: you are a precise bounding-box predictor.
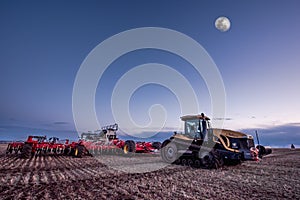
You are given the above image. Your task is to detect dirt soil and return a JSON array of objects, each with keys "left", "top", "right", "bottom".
[{"left": 0, "top": 144, "right": 299, "bottom": 200}]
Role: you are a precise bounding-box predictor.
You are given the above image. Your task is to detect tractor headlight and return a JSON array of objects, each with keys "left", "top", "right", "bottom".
[{"left": 232, "top": 142, "right": 238, "bottom": 149}]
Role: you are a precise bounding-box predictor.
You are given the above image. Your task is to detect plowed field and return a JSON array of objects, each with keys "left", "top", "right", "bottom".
[{"left": 0, "top": 145, "right": 299, "bottom": 199}]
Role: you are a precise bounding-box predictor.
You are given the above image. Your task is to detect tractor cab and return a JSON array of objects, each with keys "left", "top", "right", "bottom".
[{"left": 180, "top": 113, "right": 211, "bottom": 140}]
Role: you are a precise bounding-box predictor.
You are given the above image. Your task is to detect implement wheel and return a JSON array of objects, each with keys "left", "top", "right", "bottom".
[
  {"left": 123, "top": 140, "right": 135, "bottom": 156},
  {"left": 21, "top": 143, "right": 32, "bottom": 159},
  {"left": 152, "top": 142, "right": 162, "bottom": 150},
  {"left": 6, "top": 144, "right": 13, "bottom": 154},
  {"left": 74, "top": 145, "right": 84, "bottom": 158}
]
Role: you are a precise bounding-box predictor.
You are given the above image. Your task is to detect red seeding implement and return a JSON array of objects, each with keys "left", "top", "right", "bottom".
[
  {"left": 6, "top": 136, "right": 69, "bottom": 158},
  {"left": 6, "top": 141, "right": 24, "bottom": 154},
  {"left": 72, "top": 124, "right": 127, "bottom": 157},
  {"left": 71, "top": 123, "right": 162, "bottom": 157},
  {"left": 7, "top": 123, "right": 162, "bottom": 158}
]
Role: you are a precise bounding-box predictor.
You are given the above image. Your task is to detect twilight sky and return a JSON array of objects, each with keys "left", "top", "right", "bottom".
[{"left": 0, "top": 0, "right": 300, "bottom": 147}]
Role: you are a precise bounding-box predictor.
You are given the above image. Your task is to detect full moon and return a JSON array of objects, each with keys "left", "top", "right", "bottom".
[{"left": 215, "top": 16, "right": 231, "bottom": 32}]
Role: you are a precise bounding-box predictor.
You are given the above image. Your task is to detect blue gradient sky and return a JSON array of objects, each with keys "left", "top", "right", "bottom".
[{"left": 1, "top": 0, "right": 300, "bottom": 147}]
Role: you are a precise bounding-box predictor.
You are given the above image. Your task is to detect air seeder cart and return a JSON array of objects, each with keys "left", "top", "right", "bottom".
[{"left": 71, "top": 123, "right": 161, "bottom": 157}]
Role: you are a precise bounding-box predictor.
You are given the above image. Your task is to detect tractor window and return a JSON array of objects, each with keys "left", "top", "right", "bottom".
[
  {"left": 185, "top": 119, "right": 201, "bottom": 138},
  {"left": 184, "top": 119, "right": 210, "bottom": 139},
  {"left": 247, "top": 139, "right": 255, "bottom": 148},
  {"left": 207, "top": 121, "right": 211, "bottom": 129}
]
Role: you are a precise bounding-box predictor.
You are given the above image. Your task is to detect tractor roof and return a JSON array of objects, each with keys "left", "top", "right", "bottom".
[{"left": 180, "top": 114, "right": 210, "bottom": 121}]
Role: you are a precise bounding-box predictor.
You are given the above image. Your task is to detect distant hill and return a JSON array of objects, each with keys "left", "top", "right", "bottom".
[{"left": 0, "top": 141, "right": 11, "bottom": 144}]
